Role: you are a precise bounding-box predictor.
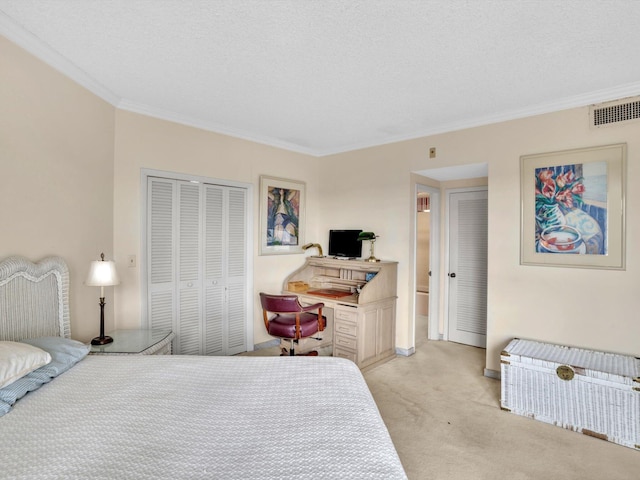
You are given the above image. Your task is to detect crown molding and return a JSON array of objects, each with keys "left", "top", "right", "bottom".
[
  {"left": 0, "top": 13, "right": 120, "bottom": 106},
  {"left": 117, "top": 99, "right": 319, "bottom": 157},
  {"left": 315, "top": 81, "right": 640, "bottom": 156}
]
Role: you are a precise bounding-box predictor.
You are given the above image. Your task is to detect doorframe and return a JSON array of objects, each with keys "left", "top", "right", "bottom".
[
  {"left": 413, "top": 183, "right": 441, "bottom": 343},
  {"left": 442, "top": 185, "right": 487, "bottom": 342},
  {"left": 140, "top": 168, "right": 255, "bottom": 351}
]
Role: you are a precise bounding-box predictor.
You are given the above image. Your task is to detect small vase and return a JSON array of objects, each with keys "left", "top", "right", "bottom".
[{"left": 535, "top": 204, "right": 565, "bottom": 233}]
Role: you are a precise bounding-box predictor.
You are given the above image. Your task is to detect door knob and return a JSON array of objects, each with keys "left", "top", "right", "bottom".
[{"left": 449, "top": 273, "right": 456, "bottom": 278}]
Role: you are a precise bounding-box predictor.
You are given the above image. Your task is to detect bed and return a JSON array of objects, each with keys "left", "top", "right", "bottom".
[{"left": 0, "top": 256, "right": 407, "bottom": 479}]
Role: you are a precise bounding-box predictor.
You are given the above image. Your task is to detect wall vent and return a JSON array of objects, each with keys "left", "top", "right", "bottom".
[{"left": 590, "top": 96, "right": 640, "bottom": 128}]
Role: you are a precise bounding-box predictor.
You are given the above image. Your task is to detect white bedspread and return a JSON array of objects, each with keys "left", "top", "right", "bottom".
[{"left": 0, "top": 355, "right": 406, "bottom": 479}]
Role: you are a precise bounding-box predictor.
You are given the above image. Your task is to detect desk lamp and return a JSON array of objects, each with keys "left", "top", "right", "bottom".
[
  {"left": 86, "top": 253, "right": 120, "bottom": 345},
  {"left": 302, "top": 243, "right": 324, "bottom": 257},
  {"left": 358, "top": 232, "right": 380, "bottom": 262}
]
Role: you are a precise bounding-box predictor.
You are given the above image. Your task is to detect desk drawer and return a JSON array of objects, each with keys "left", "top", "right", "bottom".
[
  {"left": 334, "top": 346, "right": 357, "bottom": 363},
  {"left": 335, "top": 308, "right": 357, "bottom": 322},
  {"left": 334, "top": 333, "right": 357, "bottom": 350},
  {"left": 334, "top": 320, "right": 357, "bottom": 337}
]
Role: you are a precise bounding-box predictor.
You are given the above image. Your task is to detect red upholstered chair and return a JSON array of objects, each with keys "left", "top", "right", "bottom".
[{"left": 259, "top": 293, "right": 325, "bottom": 356}]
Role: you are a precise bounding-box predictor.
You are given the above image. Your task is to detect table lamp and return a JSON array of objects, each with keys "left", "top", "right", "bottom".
[
  {"left": 86, "top": 253, "right": 120, "bottom": 345},
  {"left": 302, "top": 243, "right": 324, "bottom": 257},
  {"left": 358, "top": 232, "right": 380, "bottom": 262}
]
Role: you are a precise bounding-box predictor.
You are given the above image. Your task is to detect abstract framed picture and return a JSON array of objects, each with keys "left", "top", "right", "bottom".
[
  {"left": 520, "top": 143, "right": 626, "bottom": 269},
  {"left": 259, "top": 175, "right": 305, "bottom": 255}
]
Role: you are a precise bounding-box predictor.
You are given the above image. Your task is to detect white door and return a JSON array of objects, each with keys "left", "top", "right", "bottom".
[
  {"left": 202, "top": 185, "right": 247, "bottom": 356},
  {"left": 447, "top": 189, "right": 488, "bottom": 348},
  {"left": 176, "top": 181, "right": 203, "bottom": 354},
  {"left": 147, "top": 176, "right": 248, "bottom": 355},
  {"left": 147, "top": 178, "right": 177, "bottom": 335}
]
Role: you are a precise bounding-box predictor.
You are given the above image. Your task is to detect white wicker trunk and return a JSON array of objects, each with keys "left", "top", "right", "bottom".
[{"left": 500, "top": 338, "right": 640, "bottom": 450}]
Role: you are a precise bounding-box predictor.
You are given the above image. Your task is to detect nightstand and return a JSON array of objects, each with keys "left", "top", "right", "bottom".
[{"left": 89, "top": 329, "right": 174, "bottom": 355}]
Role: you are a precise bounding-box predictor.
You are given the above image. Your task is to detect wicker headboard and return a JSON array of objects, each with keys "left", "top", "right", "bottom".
[{"left": 0, "top": 256, "right": 70, "bottom": 341}]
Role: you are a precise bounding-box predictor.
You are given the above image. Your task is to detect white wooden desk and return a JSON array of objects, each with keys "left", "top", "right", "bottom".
[{"left": 283, "top": 257, "right": 397, "bottom": 369}]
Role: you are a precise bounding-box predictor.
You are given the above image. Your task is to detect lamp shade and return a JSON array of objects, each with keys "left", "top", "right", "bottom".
[
  {"left": 357, "top": 231, "right": 377, "bottom": 241},
  {"left": 86, "top": 259, "right": 120, "bottom": 287}
]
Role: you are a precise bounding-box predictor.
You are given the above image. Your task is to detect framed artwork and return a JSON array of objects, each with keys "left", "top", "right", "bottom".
[
  {"left": 259, "top": 176, "right": 305, "bottom": 255},
  {"left": 520, "top": 143, "right": 626, "bottom": 269}
]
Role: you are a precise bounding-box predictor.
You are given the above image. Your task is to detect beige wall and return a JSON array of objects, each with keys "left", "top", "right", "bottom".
[
  {"left": 112, "top": 110, "right": 320, "bottom": 345},
  {"left": 5, "top": 35, "right": 638, "bottom": 372},
  {"left": 0, "top": 37, "right": 115, "bottom": 342},
  {"left": 322, "top": 109, "right": 639, "bottom": 372}
]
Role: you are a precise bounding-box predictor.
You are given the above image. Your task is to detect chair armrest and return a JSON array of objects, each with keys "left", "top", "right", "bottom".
[{"left": 300, "top": 302, "right": 324, "bottom": 312}]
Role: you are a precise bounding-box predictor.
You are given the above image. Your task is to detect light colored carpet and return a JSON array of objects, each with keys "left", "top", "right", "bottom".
[
  {"left": 243, "top": 337, "right": 639, "bottom": 479},
  {"left": 364, "top": 338, "right": 640, "bottom": 480}
]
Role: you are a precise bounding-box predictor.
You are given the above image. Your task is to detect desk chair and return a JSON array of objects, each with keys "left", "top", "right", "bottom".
[{"left": 259, "top": 293, "right": 325, "bottom": 356}]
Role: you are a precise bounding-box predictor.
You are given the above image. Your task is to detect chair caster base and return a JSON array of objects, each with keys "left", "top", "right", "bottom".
[{"left": 280, "top": 348, "right": 319, "bottom": 357}]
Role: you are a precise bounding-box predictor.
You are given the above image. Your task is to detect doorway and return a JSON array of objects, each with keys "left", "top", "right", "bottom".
[
  {"left": 414, "top": 184, "right": 440, "bottom": 344},
  {"left": 415, "top": 194, "right": 430, "bottom": 339},
  {"left": 413, "top": 163, "right": 488, "bottom": 352}
]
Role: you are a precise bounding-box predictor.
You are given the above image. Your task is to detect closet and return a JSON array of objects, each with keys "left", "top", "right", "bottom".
[{"left": 146, "top": 176, "right": 248, "bottom": 355}]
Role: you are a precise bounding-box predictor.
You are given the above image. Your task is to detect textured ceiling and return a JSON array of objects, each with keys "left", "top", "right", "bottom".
[{"left": 1, "top": 1, "right": 640, "bottom": 156}]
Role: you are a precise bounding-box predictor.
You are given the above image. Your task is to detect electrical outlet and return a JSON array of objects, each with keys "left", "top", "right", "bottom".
[
  {"left": 127, "top": 255, "right": 136, "bottom": 268},
  {"left": 429, "top": 147, "right": 436, "bottom": 158}
]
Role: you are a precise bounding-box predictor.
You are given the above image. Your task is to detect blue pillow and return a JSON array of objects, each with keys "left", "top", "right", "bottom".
[
  {"left": 0, "top": 398, "right": 10, "bottom": 416},
  {"left": 0, "top": 337, "right": 89, "bottom": 416},
  {"left": 20, "top": 336, "right": 90, "bottom": 378}
]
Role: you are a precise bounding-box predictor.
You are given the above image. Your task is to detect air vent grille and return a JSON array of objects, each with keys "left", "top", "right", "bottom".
[{"left": 591, "top": 97, "right": 640, "bottom": 127}]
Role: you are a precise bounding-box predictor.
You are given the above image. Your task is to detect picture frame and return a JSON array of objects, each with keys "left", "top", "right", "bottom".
[
  {"left": 520, "top": 143, "right": 626, "bottom": 270},
  {"left": 259, "top": 175, "right": 305, "bottom": 255}
]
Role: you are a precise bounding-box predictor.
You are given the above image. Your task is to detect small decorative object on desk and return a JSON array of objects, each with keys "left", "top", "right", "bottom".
[
  {"left": 358, "top": 232, "right": 380, "bottom": 262},
  {"left": 287, "top": 281, "right": 309, "bottom": 292}
]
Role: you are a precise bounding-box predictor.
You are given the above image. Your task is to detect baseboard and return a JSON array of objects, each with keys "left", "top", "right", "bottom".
[
  {"left": 484, "top": 368, "right": 501, "bottom": 380},
  {"left": 253, "top": 339, "right": 280, "bottom": 350},
  {"left": 396, "top": 346, "right": 415, "bottom": 356}
]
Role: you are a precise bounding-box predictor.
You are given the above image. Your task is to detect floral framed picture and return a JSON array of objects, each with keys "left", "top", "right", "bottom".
[
  {"left": 259, "top": 175, "right": 305, "bottom": 255},
  {"left": 520, "top": 143, "right": 626, "bottom": 269}
]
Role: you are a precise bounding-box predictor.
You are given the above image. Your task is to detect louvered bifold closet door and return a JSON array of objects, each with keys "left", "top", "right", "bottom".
[
  {"left": 148, "top": 179, "right": 177, "bottom": 335},
  {"left": 147, "top": 176, "right": 248, "bottom": 356},
  {"left": 202, "top": 185, "right": 247, "bottom": 356},
  {"left": 203, "top": 185, "right": 225, "bottom": 355},
  {"left": 225, "top": 187, "right": 247, "bottom": 355},
  {"left": 176, "top": 181, "right": 203, "bottom": 355}
]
